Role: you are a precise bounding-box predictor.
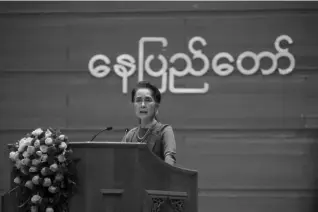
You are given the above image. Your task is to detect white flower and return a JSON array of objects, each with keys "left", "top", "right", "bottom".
[
  {"left": 36, "top": 151, "right": 42, "bottom": 157},
  {"left": 31, "top": 206, "right": 38, "bottom": 212},
  {"left": 31, "top": 194, "right": 42, "bottom": 204},
  {"left": 14, "top": 177, "right": 21, "bottom": 184},
  {"left": 9, "top": 151, "right": 19, "bottom": 161},
  {"left": 55, "top": 173, "right": 64, "bottom": 182},
  {"left": 25, "top": 180, "right": 34, "bottom": 189},
  {"left": 32, "top": 159, "right": 41, "bottom": 166},
  {"left": 41, "top": 168, "right": 49, "bottom": 176},
  {"left": 21, "top": 158, "right": 30, "bottom": 166},
  {"left": 18, "top": 144, "right": 26, "bottom": 153},
  {"left": 45, "top": 138, "right": 53, "bottom": 145},
  {"left": 59, "top": 142, "right": 67, "bottom": 150},
  {"left": 49, "top": 163, "right": 58, "bottom": 172},
  {"left": 48, "top": 186, "right": 57, "bottom": 193},
  {"left": 22, "top": 151, "right": 30, "bottom": 158},
  {"left": 57, "top": 154, "right": 66, "bottom": 163},
  {"left": 15, "top": 160, "right": 22, "bottom": 169},
  {"left": 24, "top": 137, "right": 33, "bottom": 146},
  {"left": 43, "top": 178, "right": 52, "bottom": 187},
  {"left": 58, "top": 135, "right": 65, "bottom": 140},
  {"left": 27, "top": 146, "right": 35, "bottom": 155},
  {"left": 29, "top": 166, "right": 38, "bottom": 173},
  {"left": 32, "top": 128, "right": 43, "bottom": 136},
  {"left": 46, "top": 207, "right": 54, "bottom": 212},
  {"left": 45, "top": 130, "right": 52, "bottom": 138},
  {"left": 40, "top": 145, "right": 48, "bottom": 153},
  {"left": 32, "top": 175, "right": 40, "bottom": 185},
  {"left": 40, "top": 154, "right": 48, "bottom": 162},
  {"left": 19, "top": 138, "right": 26, "bottom": 145},
  {"left": 34, "top": 140, "right": 40, "bottom": 148}
]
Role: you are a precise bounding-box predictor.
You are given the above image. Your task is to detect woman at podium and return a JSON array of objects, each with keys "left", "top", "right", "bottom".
[{"left": 121, "top": 81, "right": 176, "bottom": 166}]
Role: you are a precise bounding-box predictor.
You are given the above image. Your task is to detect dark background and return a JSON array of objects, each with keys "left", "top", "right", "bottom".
[{"left": 1, "top": 2, "right": 318, "bottom": 212}]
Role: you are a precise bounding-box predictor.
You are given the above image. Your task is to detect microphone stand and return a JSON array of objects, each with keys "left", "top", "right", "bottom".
[{"left": 89, "top": 127, "right": 113, "bottom": 142}]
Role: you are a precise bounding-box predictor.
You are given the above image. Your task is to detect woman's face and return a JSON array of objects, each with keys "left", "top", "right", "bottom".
[{"left": 133, "top": 88, "right": 158, "bottom": 120}]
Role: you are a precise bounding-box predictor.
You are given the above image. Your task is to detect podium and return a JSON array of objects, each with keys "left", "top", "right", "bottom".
[{"left": 3, "top": 142, "right": 198, "bottom": 212}]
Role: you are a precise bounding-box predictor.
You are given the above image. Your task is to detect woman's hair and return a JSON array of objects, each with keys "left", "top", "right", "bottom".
[
  {"left": 131, "top": 81, "right": 161, "bottom": 122},
  {"left": 131, "top": 81, "right": 161, "bottom": 104}
]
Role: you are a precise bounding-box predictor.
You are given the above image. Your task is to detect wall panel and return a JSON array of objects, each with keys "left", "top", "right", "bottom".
[{"left": 1, "top": 2, "right": 318, "bottom": 212}]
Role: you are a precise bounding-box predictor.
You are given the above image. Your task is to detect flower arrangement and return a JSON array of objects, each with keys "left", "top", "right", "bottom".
[{"left": 8, "top": 128, "right": 78, "bottom": 212}]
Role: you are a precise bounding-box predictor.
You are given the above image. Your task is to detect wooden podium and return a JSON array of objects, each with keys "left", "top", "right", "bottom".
[{"left": 3, "top": 142, "right": 198, "bottom": 212}]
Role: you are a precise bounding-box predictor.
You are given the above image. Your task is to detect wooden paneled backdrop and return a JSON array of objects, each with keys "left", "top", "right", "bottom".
[{"left": 1, "top": 2, "right": 318, "bottom": 212}]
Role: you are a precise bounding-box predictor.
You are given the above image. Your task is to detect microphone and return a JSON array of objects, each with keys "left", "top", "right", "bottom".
[
  {"left": 90, "top": 127, "right": 113, "bottom": 142},
  {"left": 124, "top": 128, "right": 130, "bottom": 136}
]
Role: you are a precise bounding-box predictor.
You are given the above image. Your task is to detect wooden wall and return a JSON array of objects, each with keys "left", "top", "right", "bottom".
[{"left": 1, "top": 2, "right": 318, "bottom": 212}]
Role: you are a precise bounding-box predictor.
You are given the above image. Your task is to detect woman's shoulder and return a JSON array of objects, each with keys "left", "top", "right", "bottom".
[
  {"left": 153, "top": 122, "right": 174, "bottom": 134},
  {"left": 155, "top": 123, "right": 176, "bottom": 144}
]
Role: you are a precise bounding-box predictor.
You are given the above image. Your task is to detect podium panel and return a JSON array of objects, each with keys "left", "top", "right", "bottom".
[{"left": 3, "top": 142, "right": 198, "bottom": 212}]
